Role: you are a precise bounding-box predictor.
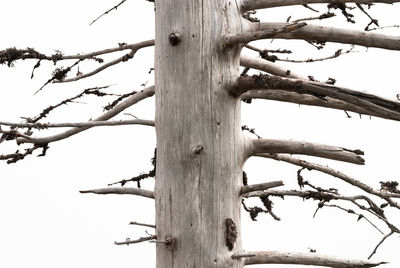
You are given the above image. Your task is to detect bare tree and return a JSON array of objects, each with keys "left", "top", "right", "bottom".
[{"left": 1, "top": 1, "right": 400, "bottom": 267}]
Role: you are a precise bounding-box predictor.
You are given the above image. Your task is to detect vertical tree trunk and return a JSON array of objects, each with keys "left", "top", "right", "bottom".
[{"left": 155, "top": 0, "right": 245, "bottom": 267}]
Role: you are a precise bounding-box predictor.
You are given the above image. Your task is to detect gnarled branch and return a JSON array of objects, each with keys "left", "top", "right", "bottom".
[{"left": 234, "top": 73, "right": 400, "bottom": 121}]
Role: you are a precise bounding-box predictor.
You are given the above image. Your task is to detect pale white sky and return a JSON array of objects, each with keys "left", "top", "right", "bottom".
[{"left": 0, "top": 1, "right": 399, "bottom": 267}]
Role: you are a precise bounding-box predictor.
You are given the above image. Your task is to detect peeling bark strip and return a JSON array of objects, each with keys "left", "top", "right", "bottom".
[
  {"left": 225, "top": 218, "right": 238, "bottom": 251},
  {"left": 244, "top": 250, "right": 386, "bottom": 267}
]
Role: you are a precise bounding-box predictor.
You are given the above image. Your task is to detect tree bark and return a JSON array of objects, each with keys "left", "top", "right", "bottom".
[{"left": 155, "top": 0, "right": 246, "bottom": 267}]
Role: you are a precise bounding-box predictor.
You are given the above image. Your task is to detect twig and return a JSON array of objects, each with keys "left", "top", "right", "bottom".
[
  {"left": 90, "top": 0, "right": 127, "bottom": 26},
  {"left": 368, "top": 231, "right": 394, "bottom": 259},
  {"left": 35, "top": 60, "right": 81, "bottom": 94},
  {"left": 256, "top": 154, "right": 400, "bottom": 204},
  {"left": 54, "top": 50, "right": 136, "bottom": 83},
  {"left": 291, "top": 12, "right": 336, "bottom": 23},
  {"left": 26, "top": 85, "right": 114, "bottom": 124},
  {"left": 129, "top": 221, "right": 156, "bottom": 228},
  {"left": 244, "top": 44, "right": 292, "bottom": 54},
  {"left": 323, "top": 204, "right": 384, "bottom": 234},
  {"left": 0, "top": 144, "right": 49, "bottom": 164},
  {"left": 114, "top": 235, "right": 156, "bottom": 246},
  {"left": 276, "top": 47, "right": 355, "bottom": 63},
  {"left": 16, "top": 86, "right": 155, "bottom": 144}
]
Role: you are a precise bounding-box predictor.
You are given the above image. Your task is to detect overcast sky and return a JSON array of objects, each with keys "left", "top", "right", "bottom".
[{"left": 0, "top": 1, "right": 399, "bottom": 267}]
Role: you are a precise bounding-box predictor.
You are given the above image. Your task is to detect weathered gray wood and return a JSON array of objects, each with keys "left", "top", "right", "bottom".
[
  {"left": 243, "top": 250, "right": 385, "bottom": 267},
  {"left": 155, "top": 0, "right": 246, "bottom": 267},
  {"left": 80, "top": 187, "right": 154, "bottom": 199},
  {"left": 240, "top": 55, "right": 304, "bottom": 79},
  {"left": 241, "top": 0, "right": 400, "bottom": 12},
  {"left": 250, "top": 138, "right": 365, "bottom": 164},
  {"left": 251, "top": 22, "right": 400, "bottom": 51},
  {"left": 240, "top": 181, "right": 284, "bottom": 195}
]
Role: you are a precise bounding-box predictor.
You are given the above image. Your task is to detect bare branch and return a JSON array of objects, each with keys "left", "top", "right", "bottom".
[
  {"left": 0, "top": 40, "right": 154, "bottom": 64},
  {"left": 114, "top": 235, "right": 156, "bottom": 246},
  {"left": 240, "top": 55, "right": 304, "bottom": 79},
  {"left": 224, "top": 22, "right": 307, "bottom": 47},
  {"left": 89, "top": 0, "right": 127, "bottom": 26},
  {"left": 243, "top": 250, "right": 386, "bottom": 267},
  {"left": 251, "top": 22, "right": 400, "bottom": 50},
  {"left": 241, "top": 0, "right": 400, "bottom": 12},
  {"left": 0, "top": 119, "right": 155, "bottom": 129},
  {"left": 276, "top": 47, "right": 355, "bottom": 63},
  {"left": 241, "top": 89, "right": 398, "bottom": 120},
  {"left": 80, "top": 187, "right": 154, "bottom": 199},
  {"left": 256, "top": 153, "right": 400, "bottom": 207},
  {"left": 129, "top": 221, "right": 156, "bottom": 228},
  {"left": 240, "top": 180, "right": 284, "bottom": 195},
  {"left": 245, "top": 44, "right": 292, "bottom": 54},
  {"left": 244, "top": 189, "right": 389, "bottom": 232},
  {"left": 54, "top": 50, "right": 135, "bottom": 83},
  {"left": 234, "top": 73, "right": 400, "bottom": 122},
  {"left": 249, "top": 138, "right": 365, "bottom": 164},
  {"left": 290, "top": 12, "right": 336, "bottom": 23},
  {"left": 368, "top": 231, "right": 395, "bottom": 259},
  {"left": 17, "top": 86, "right": 155, "bottom": 144}
]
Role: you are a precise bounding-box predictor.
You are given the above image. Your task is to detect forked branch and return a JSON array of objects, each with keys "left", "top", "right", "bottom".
[
  {"left": 256, "top": 153, "right": 400, "bottom": 207},
  {"left": 16, "top": 86, "right": 155, "bottom": 144}
]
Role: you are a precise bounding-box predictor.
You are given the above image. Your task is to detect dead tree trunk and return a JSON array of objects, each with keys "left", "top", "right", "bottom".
[{"left": 154, "top": 0, "right": 246, "bottom": 267}]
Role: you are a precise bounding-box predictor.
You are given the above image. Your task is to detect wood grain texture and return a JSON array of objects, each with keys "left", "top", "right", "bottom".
[
  {"left": 154, "top": 0, "right": 246, "bottom": 267},
  {"left": 252, "top": 22, "right": 400, "bottom": 51},
  {"left": 250, "top": 138, "right": 365, "bottom": 164},
  {"left": 244, "top": 250, "right": 385, "bottom": 267}
]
